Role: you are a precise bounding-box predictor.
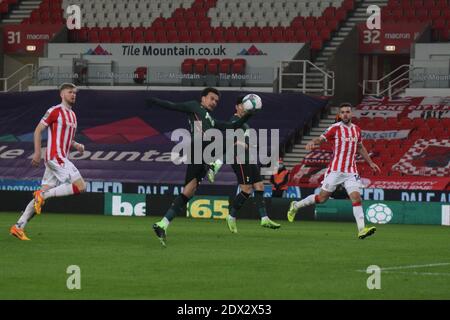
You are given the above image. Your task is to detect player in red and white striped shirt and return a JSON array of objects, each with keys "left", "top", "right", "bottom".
[
  {"left": 10, "top": 83, "right": 87, "bottom": 241},
  {"left": 287, "top": 103, "right": 381, "bottom": 239}
]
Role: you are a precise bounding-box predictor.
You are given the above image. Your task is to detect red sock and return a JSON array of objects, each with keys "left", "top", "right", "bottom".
[{"left": 72, "top": 184, "right": 80, "bottom": 195}]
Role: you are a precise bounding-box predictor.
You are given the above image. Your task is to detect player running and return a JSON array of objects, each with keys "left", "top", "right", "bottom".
[
  {"left": 10, "top": 83, "right": 86, "bottom": 241},
  {"left": 286, "top": 103, "right": 381, "bottom": 239},
  {"left": 207, "top": 96, "right": 280, "bottom": 233},
  {"left": 146, "top": 88, "right": 253, "bottom": 247}
]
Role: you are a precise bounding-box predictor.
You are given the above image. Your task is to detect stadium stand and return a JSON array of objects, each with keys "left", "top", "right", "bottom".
[
  {"left": 57, "top": 0, "right": 359, "bottom": 52},
  {"left": 288, "top": 96, "right": 450, "bottom": 188},
  {"left": 381, "top": 0, "right": 450, "bottom": 41}
]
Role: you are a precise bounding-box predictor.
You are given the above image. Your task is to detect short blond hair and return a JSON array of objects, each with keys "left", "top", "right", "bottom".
[{"left": 59, "top": 83, "right": 77, "bottom": 92}]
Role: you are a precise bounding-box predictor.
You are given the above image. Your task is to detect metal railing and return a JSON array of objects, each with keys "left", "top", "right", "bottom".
[
  {"left": 0, "top": 64, "right": 35, "bottom": 92},
  {"left": 362, "top": 64, "right": 425, "bottom": 98},
  {"left": 278, "top": 60, "right": 335, "bottom": 96}
]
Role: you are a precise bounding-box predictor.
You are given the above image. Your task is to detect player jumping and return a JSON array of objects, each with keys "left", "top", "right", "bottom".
[
  {"left": 146, "top": 88, "right": 253, "bottom": 247},
  {"left": 207, "top": 96, "right": 280, "bottom": 233},
  {"left": 287, "top": 103, "right": 381, "bottom": 239},
  {"left": 10, "top": 83, "right": 86, "bottom": 241}
]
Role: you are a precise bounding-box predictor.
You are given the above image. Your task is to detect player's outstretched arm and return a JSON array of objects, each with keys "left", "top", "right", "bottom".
[
  {"left": 358, "top": 143, "right": 381, "bottom": 173},
  {"left": 306, "top": 136, "right": 326, "bottom": 151},
  {"left": 146, "top": 97, "right": 198, "bottom": 113},
  {"left": 31, "top": 123, "right": 46, "bottom": 167},
  {"left": 214, "top": 112, "right": 252, "bottom": 130}
]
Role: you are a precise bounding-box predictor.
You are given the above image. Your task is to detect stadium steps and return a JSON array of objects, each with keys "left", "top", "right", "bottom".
[
  {"left": 311, "top": 0, "right": 389, "bottom": 79},
  {"left": 2, "top": 0, "right": 41, "bottom": 24}
]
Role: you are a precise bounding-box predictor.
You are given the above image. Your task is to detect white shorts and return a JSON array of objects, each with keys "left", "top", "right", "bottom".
[
  {"left": 41, "top": 159, "right": 82, "bottom": 187},
  {"left": 321, "top": 171, "right": 362, "bottom": 195}
]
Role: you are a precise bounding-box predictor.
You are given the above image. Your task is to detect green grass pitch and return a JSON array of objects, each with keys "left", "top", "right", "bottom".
[{"left": 1, "top": 212, "right": 449, "bottom": 299}]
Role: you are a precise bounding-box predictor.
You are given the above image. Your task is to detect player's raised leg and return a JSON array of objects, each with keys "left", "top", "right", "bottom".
[
  {"left": 10, "top": 185, "right": 53, "bottom": 240},
  {"left": 153, "top": 176, "right": 198, "bottom": 246},
  {"left": 34, "top": 177, "right": 86, "bottom": 214},
  {"left": 287, "top": 189, "right": 331, "bottom": 222}
]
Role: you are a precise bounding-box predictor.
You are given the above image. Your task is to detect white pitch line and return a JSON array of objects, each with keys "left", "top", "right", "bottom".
[
  {"left": 381, "top": 271, "right": 450, "bottom": 277},
  {"left": 356, "top": 262, "right": 450, "bottom": 273}
]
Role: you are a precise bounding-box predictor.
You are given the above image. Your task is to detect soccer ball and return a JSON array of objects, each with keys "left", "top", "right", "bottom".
[
  {"left": 242, "top": 94, "right": 262, "bottom": 111},
  {"left": 365, "top": 203, "right": 393, "bottom": 224}
]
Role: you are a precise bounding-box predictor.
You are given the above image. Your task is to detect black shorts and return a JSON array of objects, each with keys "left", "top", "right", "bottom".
[
  {"left": 185, "top": 163, "right": 208, "bottom": 185},
  {"left": 231, "top": 163, "right": 262, "bottom": 185}
]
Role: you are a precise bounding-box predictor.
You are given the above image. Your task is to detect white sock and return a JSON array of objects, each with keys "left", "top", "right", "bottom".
[
  {"left": 161, "top": 217, "right": 170, "bottom": 228},
  {"left": 294, "top": 194, "right": 317, "bottom": 209},
  {"left": 42, "top": 183, "right": 75, "bottom": 200},
  {"left": 227, "top": 215, "right": 236, "bottom": 221},
  {"left": 261, "top": 216, "right": 269, "bottom": 222},
  {"left": 353, "top": 204, "right": 365, "bottom": 232},
  {"left": 16, "top": 199, "right": 36, "bottom": 229},
  {"left": 215, "top": 158, "right": 223, "bottom": 167}
]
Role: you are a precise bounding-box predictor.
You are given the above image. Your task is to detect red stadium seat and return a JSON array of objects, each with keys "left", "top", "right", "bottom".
[
  {"left": 133, "top": 30, "right": 144, "bottom": 43},
  {"left": 201, "top": 29, "right": 213, "bottom": 42},
  {"left": 232, "top": 61, "right": 245, "bottom": 74},
  {"left": 311, "top": 40, "right": 323, "bottom": 51},
  {"left": 412, "top": 0, "right": 423, "bottom": 8},
  {"left": 436, "top": 0, "right": 448, "bottom": 9},
  {"left": 432, "top": 18, "right": 446, "bottom": 31},
  {"left": 249, "top": 27, "right": 261, "bottom": 42},
  {"left": 304, "top": 17, "right": 315, "bottom": 31},
  {"left": 316, "top": 18, "right": 327, "bottom": 30},
  {"left": 291, "top": 16, "right": 305, "bottom": 27},
  {"left": 182, "top": 58, "right": 195, "bottom": 74},
  {"left": 144, "top": 29, "right": 156, "bottom": 42},
  {"left": 111, "top": 29, "right": 121, "bottom": 43},
  {"left": 155, "top": 30, "right": 167, "bottom": 42},
  {"left": 186, "top": 19, "right": 198, "bottom": 31},
  {"left": 430, "top": 8, "right": 441, "bottom": 19},
  {"left": 393, "top": 8, "right": 405, "bottom": 20},
  {"left": 323, "top": 7, "right": 336, "bottom": 19},
  {"left": 167, "top": 30, "right": 179, "bottom": 43},
  {"left": 320, "top": 28, "right": 331, "bottom": 41},
  {"left": 187, "top": 30, "right": 199, "bottom": 42},
  {"left": 198, "top": 19, "right": 210, "bottom": 30},
  {"left": 335, "top": 8, "right": 347, "bottom": 21},
  {"left": 194, "top": 59, "right": 207, "bottom": 75},
  {"left": 295, "top": 29, "right": 307, "bottom": 42},
  {"left": 173, "top": 8, "right": 185, "bottom": 19},
  {"left": 88, "top": 30, "right": 99, "bottom": 43},
  {"left": 343, "top": 0, "right": 355, "bottom": 10},
  {"left": 220, "top": 59, "right": 233, "bottom": 74},
  {"left": 261, "top": 27, "right": 272, "bottom": 42},
  {"left": 207, "top": 59, "right": 220, "bottom": 74},
  {"left": 165, "top": 19, "right": 177, "bottom": 31},
  {"left": 416, "top": 8, "right": 428, "bottom": 22},
  {"left": 327, "top": 19, "right": 339, "bottom": 31},
  {"left": 152, "top": 17, "right": 164, "bottom": 29},
  {"left": 234, "top": 58, "right": 246, "bottom": 68},
  {"left": 284, "top": 28, "right": 296, "bottom": 42},
  {"left": 272, "top": 27, "right": 284, "bottom": 42},
  {"left": 96, "top": 28, "right": 109, "bottom": 42}
]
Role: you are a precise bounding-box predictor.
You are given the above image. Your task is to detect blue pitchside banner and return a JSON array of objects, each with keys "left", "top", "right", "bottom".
[{"left": 0, "top": 90, "right": 326, "bottom": 185}]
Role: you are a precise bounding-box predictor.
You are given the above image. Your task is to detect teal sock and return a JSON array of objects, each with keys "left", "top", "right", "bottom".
[
  {"left": 229, "top": 191, "right": 251, "bottom": 218},
  {"left": 254, "top": 190, "right": 268, "bottom": 218},
  {"left": 164, "top": 194, "right": 190, "bottom": 222}
]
